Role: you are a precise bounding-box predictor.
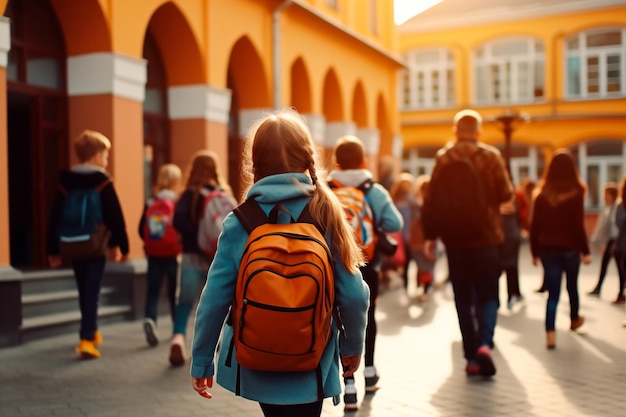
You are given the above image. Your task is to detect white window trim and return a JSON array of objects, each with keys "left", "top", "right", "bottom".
[
  {"left": 564, "top": 27, "right": 626, "bottom": 100},
  {"left": 472, "top": 37, "right": 545, "bottom": 106},
  {"left": 400, "top": 48, "right": 455, "bottom": 110}
]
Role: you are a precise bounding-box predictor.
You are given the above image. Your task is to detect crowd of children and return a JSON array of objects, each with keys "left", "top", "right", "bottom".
[{"left": 46, "top": 110, "right": 626, "bottom": 417}]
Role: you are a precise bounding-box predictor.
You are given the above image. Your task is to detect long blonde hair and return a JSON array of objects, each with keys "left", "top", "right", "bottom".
[
  {"left": 241, "top": 109, "right": 365, "bottom": 272},
  {"left": 184, "top": 150, "right": 232, "bottom": 223}
]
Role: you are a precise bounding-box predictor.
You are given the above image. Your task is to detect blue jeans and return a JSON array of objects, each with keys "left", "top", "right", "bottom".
[
  {"left": 144, "top": 256, "right": 178, "bottom": 323},
  {"left": 446, "top": 245, "right": 500, "bottom": 361},
  {"left": 72, "top": 257, "right": 107, "bottom": 340},
  {"left": 172, "top": 254, "right": 210, "bottom": 335},
  {"left": 540, "top": 250, "right": 581, "bottom": 331}
]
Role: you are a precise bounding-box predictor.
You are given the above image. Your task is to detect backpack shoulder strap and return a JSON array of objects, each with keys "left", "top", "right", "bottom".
[
  {"left": 296, "top": 203, "right": 328, "bottom": 236},
  {"left": 233, "top": 199, "right": 269, "bottom": 234},
  {"left": 357, "top": 178, "right": 374, "bottom": 194},
  {"left": 96, "top": 178, "right": 112, "bottom": 192}
]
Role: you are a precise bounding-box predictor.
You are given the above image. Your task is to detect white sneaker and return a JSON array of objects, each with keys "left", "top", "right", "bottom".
[
  {"left": 344, "top": 379, "right": 358, "bottom": 411},
  {"left": 364, "top": 366, "right": 380, "bottom": 392}
]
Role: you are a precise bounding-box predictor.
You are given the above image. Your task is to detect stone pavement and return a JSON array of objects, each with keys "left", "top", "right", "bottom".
[{"left": 1, "top": 242, "right": 625, "bottom": 417}]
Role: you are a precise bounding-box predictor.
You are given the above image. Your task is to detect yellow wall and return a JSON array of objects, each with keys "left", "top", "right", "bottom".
[
  {"left": 398, "top": 4, "right": 626, "bottom": 154},
  {"left": 0, "top": 0, "right": 401, "bottom": 267}
]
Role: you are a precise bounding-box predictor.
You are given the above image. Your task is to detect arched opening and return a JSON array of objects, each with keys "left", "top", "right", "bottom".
[
  {"left": 5, "top": 0, "right": 68, "bottom": 268},
  {"left": 226, "top": 36, "right": 270, "bottom": 199},
  {"left": 290, "top": 57, "right": 312, "bottom": 114},
  {"left": 142, "top": 29, "right": 169, "bottom": 200}
]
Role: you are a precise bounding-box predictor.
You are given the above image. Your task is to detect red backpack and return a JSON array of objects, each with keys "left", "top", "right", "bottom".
[{"left": 142, "top": 197, "right": 182, "bottom": 257}]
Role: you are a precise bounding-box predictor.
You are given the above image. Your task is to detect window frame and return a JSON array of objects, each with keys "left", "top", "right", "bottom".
[
  {"left": 564, "top": 27, "right": 626, "bottom": 100},
  {"left": 400, "top": 47, "right": 456, "bottom": 110}
]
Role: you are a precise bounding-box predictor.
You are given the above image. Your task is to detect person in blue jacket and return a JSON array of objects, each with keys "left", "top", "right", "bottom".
[
  {"left": 190, "top": 109, "right": 370, "bottom": 417},
  {"left": 328, "top": 135, "right": 403, "bottom": 410}
]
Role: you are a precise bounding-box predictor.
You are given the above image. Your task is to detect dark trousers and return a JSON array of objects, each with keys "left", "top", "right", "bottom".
[
  {"left": 260, "top": 400, "right": 323, "bottom": 417},
  {"left": 504, "top": 267, "right": 521, "bottom": 300},
  {"left": 72, "top": 257, "right": 107, "bottom": 340},
  {"left": 541, "top": 250, "right": 581, "bottom": 331},
  {"left": 446, "top": 245, "right": 500, "bottom": 361},
  {"left": 144, "top": 256, "right": 178, "bottom": 323},
  {"left": 361, "top": 262, "right": 378, "bottom": 367},
  {"left": 344, "top": 261, "right": 378, "bottom": 383},
  {"left": 593, "top": 239, "right": 625, "bottom": 294}
]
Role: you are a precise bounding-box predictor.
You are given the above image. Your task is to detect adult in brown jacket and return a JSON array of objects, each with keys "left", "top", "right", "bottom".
[
  {"left": 530, "top": 149, "right": 591, "bottom": 349},
  {"left": 423, "top": 109, "right": 513, "bottom": 377}
]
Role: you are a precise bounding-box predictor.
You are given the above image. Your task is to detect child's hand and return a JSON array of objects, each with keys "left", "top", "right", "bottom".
[
  {"left": 341, "top": 355, "right": 361, "bottom": 377},
  {"left": 192, "top": 377, "right": 213, "bottom": 399}
]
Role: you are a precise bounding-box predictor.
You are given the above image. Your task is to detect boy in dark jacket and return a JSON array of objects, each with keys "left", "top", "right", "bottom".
[{"left": 46, "top": 130, "right": 129, "bottom": 359}]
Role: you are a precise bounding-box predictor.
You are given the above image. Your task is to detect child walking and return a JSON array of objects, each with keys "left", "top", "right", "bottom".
[
  {"left": 389, "top": 172, "right": 418, "bottom": 291},
  {"left": 138, "top": 163, "right": 183, "bottom": 347},
  {"left": 46, "top": 130, "right": 129, "bottom": 359},
  {"left": 328, "top": 135, "right": 403, "bottom": 410},
  {"left": 530, "top": 149, "right": 591, "bottom": 349},
  {"left": 411, "top": 175, "right": 437, "bottom": 301},
  {"left": 170, "top": 150, "right": 232, "bottom": 366},
  {"left": 588, "top": 182, "right": 624, "bottom": 304},
  {"left": 190, "top": 109, "right": 370, "bottom": 417}
]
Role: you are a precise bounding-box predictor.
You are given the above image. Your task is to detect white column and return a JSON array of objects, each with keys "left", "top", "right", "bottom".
[
  {"left": 239, "top": 108, "right": 273, "bottom": 137},
  {"left": 67, "top": 53, "right": 147, "bottom": 101},
  {"left": 168, "top": 85, "right": 232, "bottom": 123},
  {"left": 304, "top": 113, "right": 326, "bottom": 146},
  {"left": 325, "top": 121, "right": 357, "bottom": 149},
  {"left": 357, "top": 127, "right": 380, "bottom": 155},
  {"left": 0, "top": 17, "right": 10, "bottom": 68}
]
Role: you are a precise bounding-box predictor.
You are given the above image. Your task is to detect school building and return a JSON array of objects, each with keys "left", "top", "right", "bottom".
[
  {"left": 398, "top": 0, "right": 626, "bottom": 218},
  {"left": 0, "top": 0, "right": 403, "bottom": 346}
]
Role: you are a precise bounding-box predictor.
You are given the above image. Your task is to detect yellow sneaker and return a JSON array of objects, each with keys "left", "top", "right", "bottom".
[
  {"left": 94, "top": 330, "right": 102, "bottom": 346},
  {"left": 76, "top": 340, "right": 101, "bottom": 359}
]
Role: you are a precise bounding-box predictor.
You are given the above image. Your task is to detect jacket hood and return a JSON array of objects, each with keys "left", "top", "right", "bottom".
[
  {"left": 155, "top": 189, "right": 178, "bottom": 201},
  {"left": 327, "top": 169, "right": 372, "bottom": 187},
  {"left": 246, "top": 173, "right": 314, "bottom": 204}
]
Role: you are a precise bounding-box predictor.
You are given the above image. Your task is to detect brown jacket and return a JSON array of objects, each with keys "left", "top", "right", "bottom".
[{"left": 429, "top": 139, "right": 514, "bottom": 248}]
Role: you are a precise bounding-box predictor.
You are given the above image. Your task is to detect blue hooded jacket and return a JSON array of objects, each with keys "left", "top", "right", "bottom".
[{"left": 190, "top": 173, "right": 370, "bottom": 405}]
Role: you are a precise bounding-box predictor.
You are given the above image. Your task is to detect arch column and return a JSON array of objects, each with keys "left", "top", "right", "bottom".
[
  {"left": 168, "top": 85, "right": 232, "bottom": 171},
  {"left": 67, "top": 52, "right": 146, "bottom": 259}
]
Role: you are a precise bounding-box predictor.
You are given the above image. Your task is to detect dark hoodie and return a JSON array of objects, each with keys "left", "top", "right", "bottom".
[
  {"left": 530, "top": 189, "right": 590, "bottom": 258},
  {"left": 46, "top": 166, "right": 129, "bottom": 257}
]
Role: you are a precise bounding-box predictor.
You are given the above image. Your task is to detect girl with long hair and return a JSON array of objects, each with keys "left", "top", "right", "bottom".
[
  {"left": 530, "top": 149, "right": 591, "bottom": 349},
  {"left": 170, "top": 150, "right": 232, "bottom": 366},
  {"left": 189, "top": 109, "right": 369, "bottom": 417}
]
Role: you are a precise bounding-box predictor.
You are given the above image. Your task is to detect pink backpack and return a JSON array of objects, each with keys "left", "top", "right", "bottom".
[{"left": 197, "top": 188, "right": 237, "bottom": 257}]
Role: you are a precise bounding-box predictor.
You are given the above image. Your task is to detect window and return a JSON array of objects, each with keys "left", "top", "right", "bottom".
[
  {"left": 473, "top": 37, "right": 544, "bottom": 105},
  {"left": 400, "top": 48, "right": 455, "bottom": 109},
  {"left": 566, "top": 28, "right": 626, "bottom": 99}
]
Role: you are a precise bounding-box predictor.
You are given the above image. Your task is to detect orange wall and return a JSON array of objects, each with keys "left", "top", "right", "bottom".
[{"left": 68, "top": 95, "right": 144, "bottom": 259}]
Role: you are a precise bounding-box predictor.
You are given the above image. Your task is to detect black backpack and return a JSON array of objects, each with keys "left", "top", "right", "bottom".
[{"left": 423, "top": 150, "right": 489, "bottom": 245}]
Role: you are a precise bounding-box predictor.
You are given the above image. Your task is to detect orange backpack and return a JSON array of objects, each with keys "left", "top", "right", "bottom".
[
  {"left": 231, "top": 200, "right": 335, "bottom": 372},
  {"left": 329, "top": 179, "right": 377, "bottom": 261}
]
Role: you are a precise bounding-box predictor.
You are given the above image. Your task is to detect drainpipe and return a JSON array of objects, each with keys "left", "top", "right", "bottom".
[{"left": 273, "top": 0, "right": 293, "bottom": 109}]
